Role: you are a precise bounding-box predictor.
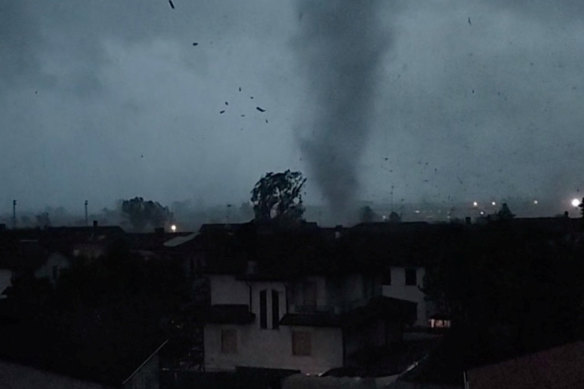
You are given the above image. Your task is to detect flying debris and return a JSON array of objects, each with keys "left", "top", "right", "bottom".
[
  {"left": 238, "top": 87, "right": 242, "bottom": 92},
  {"left": 265, "top": 119, "right": 269, "bottom": 124},
  {"left": 256, "top": 107, "right": 266, "bottom": 112},
  {"left": 168, "top": 0, "right": 175, "bottom": 9},
  {"left": 220, "top": 110, "right": 225, "bottom": 114},
  {"left": 192, "top": 42, "right": 198, "bottom": 46},
  {"left": 468, "top": 17, "right": 471, "bottom": 25},
  {"left": 250, "top": 96, "right": 254, "bottom": 100},
  {"left": 225, "top": 102, "right": 229, "bottom": 106},
  {"left": 241, "top": 114, "right": 246, "bottom": 117}
]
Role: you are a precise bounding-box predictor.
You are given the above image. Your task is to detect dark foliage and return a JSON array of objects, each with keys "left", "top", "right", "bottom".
[
  {"left": 250, "top": 170, "right": 306, "bottom": 223},
  {"left": 422, "top": 221, "right": 584, "bottom": 377},
  {"left": 0, "top": 238, "right": 189, "bottom": 384},
  {"left": 121, "top": 197, "right": 172, "bottom": 232}
]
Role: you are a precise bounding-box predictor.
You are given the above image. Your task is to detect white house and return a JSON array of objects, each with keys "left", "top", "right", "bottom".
[
  {"left": 203, "top": 271, "right": 415, "bottom": 375},
  {"left": 196, "top": 223, "right": 417, "bottom": 375}
]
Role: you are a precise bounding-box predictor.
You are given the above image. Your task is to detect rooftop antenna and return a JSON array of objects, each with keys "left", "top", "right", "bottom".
[
  {"left": 12, "top": 200, "right": 16, "bottom": 229},
  {"left": 84, "top": 200, "right": 88, "bottom": 226}
]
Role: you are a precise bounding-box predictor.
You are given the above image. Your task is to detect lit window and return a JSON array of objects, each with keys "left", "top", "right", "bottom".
[
  {"left": 292, "top": 331, "right": 311, "bottom": 356},
  {"left": 429, "top": 319, "right": 452, "bottom": 329}
]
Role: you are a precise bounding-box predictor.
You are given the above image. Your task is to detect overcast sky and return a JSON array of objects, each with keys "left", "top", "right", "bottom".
[{"left": 2, "top": 0, "right": 583, "bottom": 215}]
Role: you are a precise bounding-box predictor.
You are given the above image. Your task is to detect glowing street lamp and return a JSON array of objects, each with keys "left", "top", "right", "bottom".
[
  {"left": 170, "top": 224, "right": 177, "bottom": 232},
  {"left": 571, "top": 198, "right": 581, "bottom": 208},
  {"left": 491, "top": 201, "right": 496, "bottom": 206},
  {"left": 472, "top": 201, "right": 478, "bottom": 207}
]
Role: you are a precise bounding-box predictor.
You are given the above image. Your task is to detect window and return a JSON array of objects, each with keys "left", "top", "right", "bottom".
[
  {"left": 259, "top": 289, "right": 267, "bottom": 329},
  {"left": 405, "top": 268, "right": 417, "bottom": 286},
  {"left": 271, "top": 290, "right": 280, "bottom": 329},
  {"left": 221, "top": 329, "right": 237, "bottom": 353},
  {"left": 292, "top": 331, "right": 311, "bottom": 356}
]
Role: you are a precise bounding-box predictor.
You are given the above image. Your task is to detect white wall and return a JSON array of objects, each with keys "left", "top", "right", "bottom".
[
  {"left": 206, "top": 277, "right": 343, "bottom": 374},
  {"left": 209, "top": 275, "right": 249, "bottom": 306},
  {"left": 382, "top": 267, "right": 428, "bottom": 327},
  {"left": 204, "top": 324, "right": 343, "bottom": 374}
]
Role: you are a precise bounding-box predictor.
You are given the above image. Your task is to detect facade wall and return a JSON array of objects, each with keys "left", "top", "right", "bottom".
[
  {"left": 205, "top": 323, "right": 343, "bottom": 374},
  {"left": 209, "top": 275, "right": 249, "bottom": 305},
  {"left": 249, "top": 281, "right": 286, "bottom": 327},
  {"left": 289, "top": 275, "right": 375, "bottom": 314},
  {"left": 382, "top": 267, "right": 428, "bottom": 327},
  {"left": 288, "top": 276, "right": 328, "bottom": 312},
  {"left": 0, "top": 360, "right": 113, "bottom": 389}
]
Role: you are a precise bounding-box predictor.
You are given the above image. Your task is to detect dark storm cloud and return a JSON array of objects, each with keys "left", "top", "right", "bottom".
[
  {"left": 294, "top": 0, "right": 391, "bottom": 215},
  {"left": 485, "top": 0, "right": 584, "bottom": 21},
  {"left": 0, "top": 1, "right": 49, "bottom": 88},
  {"left": 362, "top": 0, "right": 584, "bottom": 209},
  {"left": 0, "top": 0, "right": 303, "bottom": 213},
  {"left": 2, "top": 0, "right": 584, "bottom": 220}
]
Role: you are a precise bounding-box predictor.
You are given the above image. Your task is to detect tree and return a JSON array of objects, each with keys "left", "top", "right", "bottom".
[
  {"left": 389, "top": 211, "right": 401, "bottom": 223},
  {"left": 121, "top": 197, "right": 171, "bottom": 232},
  {"left": 251, "top": 170, "right": 306, "bottom": 223},
  {"left": 359, "top": 206, "right": 377, "bottom": 223},
  {"left": 497, "top": 203, "right": 515, "bottom": 220},
  {"left": 35, "top": 212, "right": 51, "bottom": 228}
]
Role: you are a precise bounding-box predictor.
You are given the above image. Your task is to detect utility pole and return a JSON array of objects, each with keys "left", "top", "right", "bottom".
[
  {"left": 84, "top": 200, "right": 88, "bottom": 226},
  {"left": 12, "top": 200, "right": 16, "bottom": 229}
]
